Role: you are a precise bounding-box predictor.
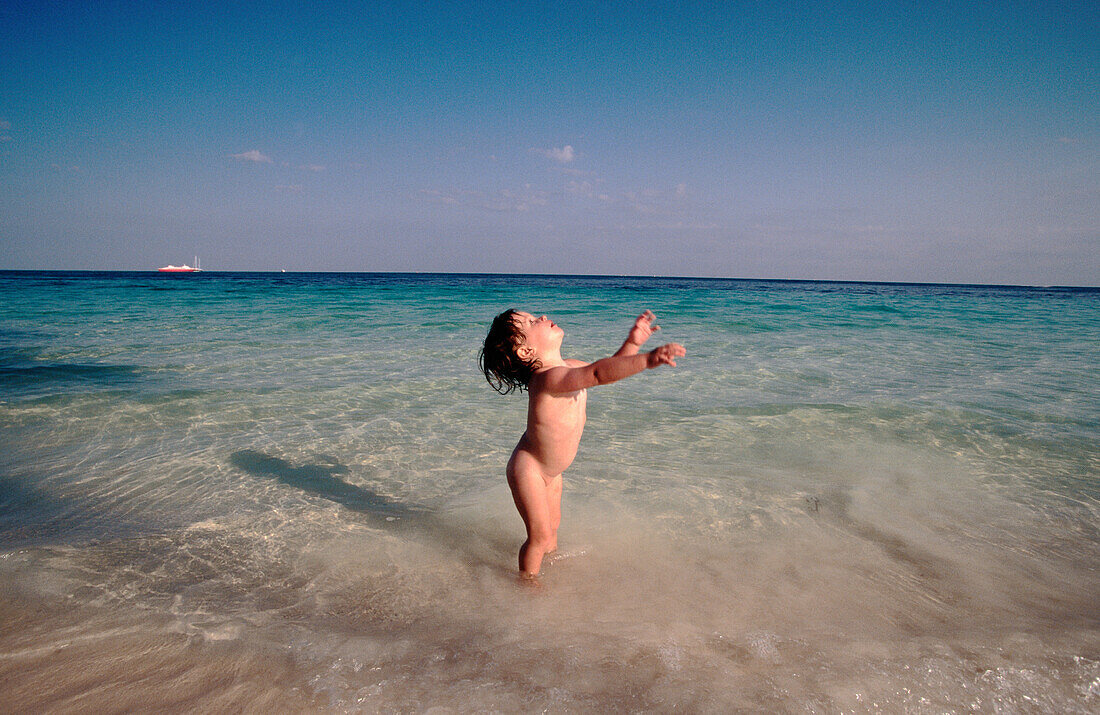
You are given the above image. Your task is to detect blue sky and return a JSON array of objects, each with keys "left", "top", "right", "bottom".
[{"left": 1, "top": 1, "right": 1097, "bottom": 284}]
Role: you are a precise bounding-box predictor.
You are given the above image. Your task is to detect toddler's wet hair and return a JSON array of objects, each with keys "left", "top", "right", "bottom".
[{"left": 479, "top": 309, "right": 540, "bottom": 394}]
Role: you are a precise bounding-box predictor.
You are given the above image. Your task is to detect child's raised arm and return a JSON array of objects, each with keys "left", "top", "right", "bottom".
[
  {"left": 535, "top": 310, "right": 685, "bottom": 395},
  {"left": 614, "top": 309, "right": 660, "bottom": 357}
]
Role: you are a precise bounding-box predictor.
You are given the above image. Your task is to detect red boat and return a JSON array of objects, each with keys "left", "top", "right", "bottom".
[{"left": 158, "top": 257, "right": 202, "bottom": 272}]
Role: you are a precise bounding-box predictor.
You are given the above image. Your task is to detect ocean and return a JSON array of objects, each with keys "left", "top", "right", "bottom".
[{"left": 1, "top": 270, "right": 1097, "bottom": 711}]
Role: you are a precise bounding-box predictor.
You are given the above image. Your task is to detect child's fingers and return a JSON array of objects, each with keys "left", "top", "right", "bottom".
[{"left": 654, "top": 343, "right": 685, "bottom": 366}]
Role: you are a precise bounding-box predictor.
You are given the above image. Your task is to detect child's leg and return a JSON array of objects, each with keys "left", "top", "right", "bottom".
[
  {"left": 546, "top": 474, "right": 562, "bottom": 553},
  {"left": 508, "top": 469, "right": 557, "bottom": 576}
]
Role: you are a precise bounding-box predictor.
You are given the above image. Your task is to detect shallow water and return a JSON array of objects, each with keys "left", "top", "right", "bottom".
[{"left": 1, "top": 271, "right": 1098, "bottom": 711}]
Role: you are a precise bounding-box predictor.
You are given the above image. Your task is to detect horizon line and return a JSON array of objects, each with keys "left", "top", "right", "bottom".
[{"left": 0, "top": 268, "right": 1095, "bottom": 290}]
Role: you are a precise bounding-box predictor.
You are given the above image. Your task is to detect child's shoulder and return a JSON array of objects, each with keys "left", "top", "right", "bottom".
[
  {"left": 528, "top": 359, "right": 589, "bottom": 395},
  {"left": 532, "top": 359, "right": 587, "bottom": 378}
]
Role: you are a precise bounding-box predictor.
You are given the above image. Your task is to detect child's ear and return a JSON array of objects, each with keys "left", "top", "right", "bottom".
[{"left": 517, "top": 345, "right": 535, "bottom": 361}]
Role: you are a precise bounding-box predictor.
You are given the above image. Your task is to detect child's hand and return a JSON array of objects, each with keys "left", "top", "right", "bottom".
[
  {"left": 626, "top": 309, "right": 660, "bottom": 346},
  {"left": 647, "top": 343, "right": 686, "bottom": 368}
]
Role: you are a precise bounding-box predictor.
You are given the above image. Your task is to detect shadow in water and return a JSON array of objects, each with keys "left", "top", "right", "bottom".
[
  {"left": 230, "top": 450, "right": 514, "bottom": 573},
  {"left": 0, "top": 476, "right": 71, "bottom": 547},
  {"left": 230, "top": 450, "right": 425, "bottom": 523},
  {"left": 0, "top": 475, "right": 150, "bottom": 548}
]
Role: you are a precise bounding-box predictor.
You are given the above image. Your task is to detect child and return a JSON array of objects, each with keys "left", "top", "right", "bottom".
[{"left": 479, "top": 309, "right": 686, "bottom": 577}]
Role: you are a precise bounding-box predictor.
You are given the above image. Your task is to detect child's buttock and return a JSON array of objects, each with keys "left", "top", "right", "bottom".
[{"left": 507, "top": 445, "right": 564, "bottom": 484}]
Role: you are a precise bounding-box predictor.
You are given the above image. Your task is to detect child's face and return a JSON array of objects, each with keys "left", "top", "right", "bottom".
[{"left": 513, "top": 311, "right": 563, "bottom": 358}]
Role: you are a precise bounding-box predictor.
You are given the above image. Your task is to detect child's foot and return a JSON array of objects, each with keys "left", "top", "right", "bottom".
[{"left": 516, "top": 572, "right": 543, "bottom": 590}]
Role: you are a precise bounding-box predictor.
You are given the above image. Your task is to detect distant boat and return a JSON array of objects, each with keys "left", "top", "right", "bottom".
[{"left": 158, "top": 256, "right": 202, "bottom": 273}]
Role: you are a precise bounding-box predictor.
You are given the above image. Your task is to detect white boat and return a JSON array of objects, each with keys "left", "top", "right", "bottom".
[{"left": 158, "top": 256, "right": 202, "bottom": 272}]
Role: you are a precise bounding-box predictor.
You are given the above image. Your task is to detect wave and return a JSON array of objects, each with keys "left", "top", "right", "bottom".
[{"left": 0, "top": 362, "right": 146, "bottom": 389}]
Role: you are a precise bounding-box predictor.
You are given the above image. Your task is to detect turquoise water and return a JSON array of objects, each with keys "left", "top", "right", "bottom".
[{"left": 1, "top": 271, "right": 1098, "bottom": 711}]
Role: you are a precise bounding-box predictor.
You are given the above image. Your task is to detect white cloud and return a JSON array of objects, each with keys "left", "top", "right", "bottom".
[
  {"left": 675, "top": 182, "right": 688, "bottom": 198},
  {"left": 625, "top": 221, "right": 720, "bottom": 231},
  {"left": 231, "top": 150, "right": 273, "bottom": 164},
  {"left": 533, "top": 145, "right": 575, "bottom": 163},
  {"left": 422, "top": 185, "right": 551, "bottom": 213},
  {"left": 566, "top": 180, "right": 596, "bottom": 198},
  {"left": 624, "top": 191, "right": 657, "bottom": 215},
  {"left": 482, "top": 186, "right": 549, "bottom": 213},
  {"left": 421, "top": 188, "right": 459, "bottom": 205},
  {"left": 302, "top": 164, "right": 325, "bottom": 172}
]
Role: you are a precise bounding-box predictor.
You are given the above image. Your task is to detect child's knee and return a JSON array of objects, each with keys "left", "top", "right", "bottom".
[{"left": 527, "top": 525, "right": 555, "bottom": 548}]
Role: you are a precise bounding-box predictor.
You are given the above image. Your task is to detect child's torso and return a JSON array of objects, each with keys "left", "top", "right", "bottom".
[{"left": 518, "top": 387, "right": 587, "bottom": 477}]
